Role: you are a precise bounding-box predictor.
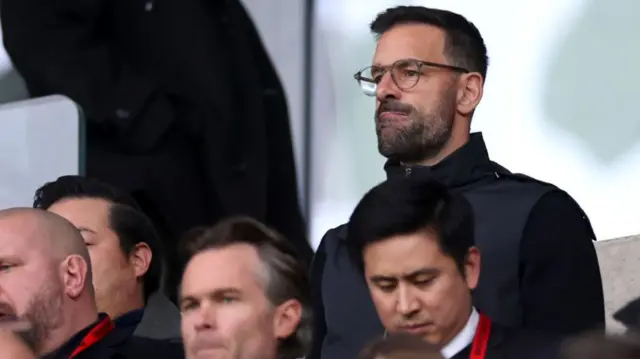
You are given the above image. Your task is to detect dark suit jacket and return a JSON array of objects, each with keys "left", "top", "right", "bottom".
[
  {"left": 0, "top": 0, "right": 313, "bottom": 296},
  {"left": 90, "top": 328, "right": 184, "bottom": 359},
  {"left": 132, "top": 292, "right": 182, "bottom": 341},
  {"left": 113, "top": 292, "right": 181, "bottom": 342},
  {"left": 43, "top": 315, "right": 184, "bottom": 359},
  {"left": 451, "top": 324, "right": 560, "bottom": 359}
]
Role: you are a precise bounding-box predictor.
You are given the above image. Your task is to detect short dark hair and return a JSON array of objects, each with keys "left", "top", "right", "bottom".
[
  {"left": 185, "top": 216, "right": 312, "bottom": 359},
  {"left": 370, "top": 6, "right": 489, "bottom": 79},
  {"left": 347, "top": 178, "right": 474, "bottom": 274},
  {"left": 358, "top": 332, "right": 443, "bottom": 359},
  {"left": 33, "top": 175, "right": 164, "bottom": 302}
]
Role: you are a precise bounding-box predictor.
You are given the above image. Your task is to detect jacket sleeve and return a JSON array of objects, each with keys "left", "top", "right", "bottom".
[
  {"left": 308, "top": 233, "right": 328, "bottom": 359},
  {"left": 519, "top": 190, "right": 605, "bottom": 335},
  {"left": 0, "top": 0, "right": 176, "bottom": 153}
]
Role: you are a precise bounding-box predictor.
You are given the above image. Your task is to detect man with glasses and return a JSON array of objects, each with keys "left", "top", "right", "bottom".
[{"left": 309, "top": 6, "right": 604, "bottom": 359}]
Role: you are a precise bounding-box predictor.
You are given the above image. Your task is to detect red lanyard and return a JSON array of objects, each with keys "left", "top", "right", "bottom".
[
  {"left": 69, "top": 315, "right": 115, "bottom": 358},
  {"left": 469, "top": 313, "right": 492, "bottom": 359}
]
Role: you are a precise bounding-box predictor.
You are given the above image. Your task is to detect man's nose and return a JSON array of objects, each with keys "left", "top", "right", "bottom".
[
  {"left": 396, "top": 286, "right": 420, "bottom": 317},
  {"left": 376, "top": 71, "right": 401, "bottom": 101},
  {"left": 194, "top": 302, "right": 217, "bottom": 331}
]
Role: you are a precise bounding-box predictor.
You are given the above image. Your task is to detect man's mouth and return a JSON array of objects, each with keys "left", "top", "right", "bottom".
[
  {"left": 0, "top": 313, "right": 18, "bottom": 322},
  {"left": 0, "top": 305, "right": 18, "bottom": 322},
  {"left": 398, "top": 323, "right": 433, "bottom": 335},
  {"left": 379, "top": 111, "right": 409, "bottom": 120}
]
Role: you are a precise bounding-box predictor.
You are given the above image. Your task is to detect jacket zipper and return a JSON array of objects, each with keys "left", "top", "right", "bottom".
[{"left": 404, "top": 167, "right": 412, "bottom": 177}]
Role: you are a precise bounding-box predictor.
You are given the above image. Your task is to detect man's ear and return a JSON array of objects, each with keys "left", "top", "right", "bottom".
[
  {"left": 272, "top": 299, "right": 302, "bottom": 340},
  {"left": 61, "top": 255, "right": 89, "bottom": 299},
  {"left": 456, "top": 72, "right": 484, "bottom": 116},
  {"left": 129, "top": 242, "right": 152, "bottom": 279},
  {"left": 464, "top": 246, "right": 481, "bottom": 290}
]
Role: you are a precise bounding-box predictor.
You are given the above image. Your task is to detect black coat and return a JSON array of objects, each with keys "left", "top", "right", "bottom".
[
  {"left": 80, "top": 330, "right": 184, "bottom": 359},
  {"left": 451, "top": 324, "right": 561, "bottom": 359},
  {"left": 42, "top": 316, "right": 184, "bottom": 359},
  {"left": 0, "top": 0, "right": 313, "bottom": 285}
]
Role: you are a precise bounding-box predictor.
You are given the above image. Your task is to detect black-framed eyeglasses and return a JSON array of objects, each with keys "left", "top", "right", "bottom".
[{"left": 353, "top": 58, "right": 469, "bottom": 96}]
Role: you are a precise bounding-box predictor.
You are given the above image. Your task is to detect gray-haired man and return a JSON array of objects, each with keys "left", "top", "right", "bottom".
[{"left": 179, "top": 216, "right": 312, "bottom": 359}]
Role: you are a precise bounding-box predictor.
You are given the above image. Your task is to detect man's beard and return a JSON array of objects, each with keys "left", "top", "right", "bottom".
[
  {"left": 375, "top": 91, "right": 455, "bottom": 164},
  {"left": 14, "top": 279, "right": 65, "bottom": 354}
]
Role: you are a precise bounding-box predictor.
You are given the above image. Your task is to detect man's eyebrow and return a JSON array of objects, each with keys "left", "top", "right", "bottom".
[
  {"left": 369, "top": 275, "right": 396, "bottom": 282},
  {"left": 180, "top": 287, "right": 242, "bottom": 302},
  {"left": 369, "top": 268, "right": 440, "bottom": 282},
  {"left": 179, "top": 294, "right": 197, "bottom": 304},
  {"left": 403, "top": 268, "right": 440, "bottom": 280},
  {"left": 209, "top": 287, "right": 242, "bottom": 297}
]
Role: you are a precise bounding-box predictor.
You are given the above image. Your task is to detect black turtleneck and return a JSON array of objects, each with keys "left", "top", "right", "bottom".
[{"left": 383, "top": 133, "right": 508, "bottom": 186}]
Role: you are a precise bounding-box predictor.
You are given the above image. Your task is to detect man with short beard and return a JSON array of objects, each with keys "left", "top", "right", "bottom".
[
  {"left": 309, "top": 6, "right": 604, "bottom": 359},
  {"left": 0, "top": 208, "right": 183, "bottom": 358}
]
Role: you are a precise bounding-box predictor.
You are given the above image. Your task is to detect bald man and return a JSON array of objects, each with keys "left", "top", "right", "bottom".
[{"left": 0, "top": 208, "right": 183, "bottom": 359}]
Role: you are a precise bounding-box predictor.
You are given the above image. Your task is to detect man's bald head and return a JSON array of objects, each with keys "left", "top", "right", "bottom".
[
  {"left": 0, "top": 207, "right": 98, "bottom": 355},
  {"left": 0, "top": 208, "right": 91, "bottom": 268}
]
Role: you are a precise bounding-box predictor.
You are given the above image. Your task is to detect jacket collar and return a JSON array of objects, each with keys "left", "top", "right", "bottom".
[
  {"left": 441, "top": 308, "right": 479, "bottom": 359},
  {"left": 41, "top": 313, "right": 115, "bottom": 359},
  {"left": 133, "top": 292, "right": 182, "bottom": 341},
  {"left": 384, "top": 132, "right": 511, "bottom": 188}
]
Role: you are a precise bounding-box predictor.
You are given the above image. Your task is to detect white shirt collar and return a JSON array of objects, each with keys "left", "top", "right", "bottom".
[{"left": 440, "top": 308, "right": 480, "bottom": 359}]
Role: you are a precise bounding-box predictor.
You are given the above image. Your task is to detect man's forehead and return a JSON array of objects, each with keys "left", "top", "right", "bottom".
[
  {"left": 48, "top": 197, "right": 111, "bottom": 225},
  {"left": 0, "top": 221, "right": 39, "bottom": 255},
  {"left": 364, "top": 234, "right": 444, "bottom": 271},
  {"left": 181, "top": 245, "right": 264, "bottom": 291},
  {"left": 373, "top": 23, "right": 447, "bottom": 66}
]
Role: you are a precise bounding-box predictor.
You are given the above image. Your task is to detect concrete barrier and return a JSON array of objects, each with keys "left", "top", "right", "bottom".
[{"left": 595, "top": 235, "right": 640, "bottom": 331}]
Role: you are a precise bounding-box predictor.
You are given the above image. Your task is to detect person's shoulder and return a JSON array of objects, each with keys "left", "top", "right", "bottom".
[
  {"left": 122, "top": 336, "right": 184, "bottom": 358},
  {"left": 498, "top": 174, "right": 583, "bottom": 212},
  {"left": 311, "top": 223, "right": 349, "bottom": 275},
  {"left": 525, "top": 186, "right": 595, "bottom": 238},
  {"left": 317, "top": 223, "right": 347, "bottom": 251},
  {"left": 135, "top": 292, "right": 182, "bottom": 340},
  {"left": 464, "top": 165, "right": 558, "bottom": 202},
  {"left": 495, "top": 171, "right": 558, "bottom": 190},
  {"left": 322, "top": 223, "right": 347, "bottom": 240},
  {"left": 495, "top": 173, "right": 591, "bottom": 224}
]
